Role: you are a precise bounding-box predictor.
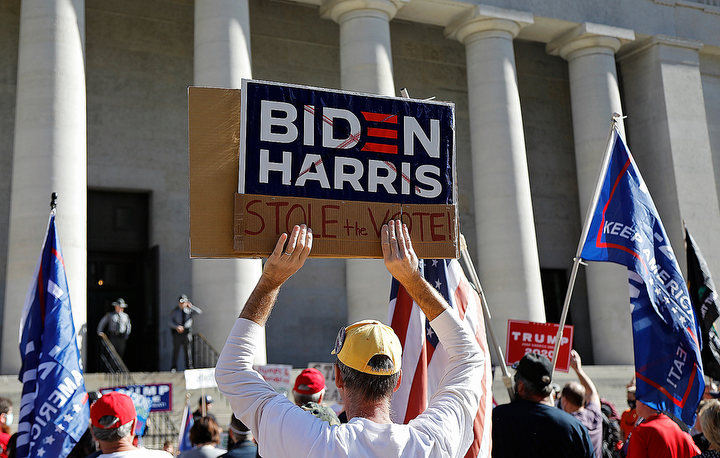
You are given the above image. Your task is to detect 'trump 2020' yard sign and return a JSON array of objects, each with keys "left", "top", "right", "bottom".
[{"left": 234, "top": 80, "right": 458, "bottom": 258}]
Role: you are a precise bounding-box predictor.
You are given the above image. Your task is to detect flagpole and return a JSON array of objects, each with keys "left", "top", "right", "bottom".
[
  {"left": 459, "top": 234, "right": 515, "bottom": 400},
  {"left": 550, "top": 114, "right": 624, "bottom": 375}
]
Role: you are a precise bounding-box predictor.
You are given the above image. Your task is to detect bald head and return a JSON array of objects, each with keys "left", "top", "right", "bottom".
[{"left": 561, "top": 381, "right": 586, "bottom": 412}]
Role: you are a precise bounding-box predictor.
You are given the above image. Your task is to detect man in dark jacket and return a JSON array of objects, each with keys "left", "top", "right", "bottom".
[
  {"left": 220, "top": 416, "right": 257, "bottom": 458},
  {"left": 169, "top": 294, "right": 202, "bottom": 370},
  {"left": 492, "top": 353, "right": 595, "bottom": 457}
]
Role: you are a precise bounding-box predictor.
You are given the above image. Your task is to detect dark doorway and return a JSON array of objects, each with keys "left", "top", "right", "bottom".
[{"left": 87, "top": 190, "right": 159, "bottom": 372}]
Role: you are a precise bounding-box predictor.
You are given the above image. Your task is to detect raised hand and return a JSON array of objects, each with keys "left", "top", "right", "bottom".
[
  {"left": 569, "top": 349, "right": 581, "bottom": 371},
  {"left": 262, "top": 224, "right": 313, "bottom": 287},
  {"left": 381, "top": 219, "right": 420, "bottom": 285}
]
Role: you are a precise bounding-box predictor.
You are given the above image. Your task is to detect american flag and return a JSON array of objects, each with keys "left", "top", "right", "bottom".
[{"left": 389, "top": 259, "right": 492, "bottom": 457}]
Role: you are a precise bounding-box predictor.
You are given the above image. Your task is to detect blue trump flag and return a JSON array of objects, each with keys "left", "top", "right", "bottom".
[
  {"left": 16, "top": 214, "right": 90, "bottom": 457},
  {"left": 580, "top": 128, "right": 704, "bottom": 426}
]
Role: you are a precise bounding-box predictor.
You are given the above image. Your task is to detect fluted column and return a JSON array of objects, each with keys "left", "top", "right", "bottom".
[
  {"left": 446, "top": 6, "right": 545, "bottom": 352},
  {"left": 1, "top": 0, "right": 87, "bottom": 374},
  {"left": 321, "top": 0, "right": 406, "bottom": 324},
  {"left": 548, "top": 23, "right": 635, "bottom": 364},
  {"left": 193, "top": 0, "right": 265, "bottom": 364}
]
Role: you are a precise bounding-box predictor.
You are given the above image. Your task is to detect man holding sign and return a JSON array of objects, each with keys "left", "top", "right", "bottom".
[{"left": 215, "top": 221, "right": 485, "bottom": 457}]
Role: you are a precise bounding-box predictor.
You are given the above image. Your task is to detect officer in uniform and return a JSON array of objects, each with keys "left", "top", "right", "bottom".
[
  {"left": 169, "top": 294, "right": 202, "bottom": 371},
  {"left": 97, "top": 298, "right": 132, "bottom": 358}
]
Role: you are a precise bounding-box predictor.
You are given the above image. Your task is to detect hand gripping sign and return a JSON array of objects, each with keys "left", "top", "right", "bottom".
[{"left": 188, "top": 80, "right": 457, "bottom": 259}]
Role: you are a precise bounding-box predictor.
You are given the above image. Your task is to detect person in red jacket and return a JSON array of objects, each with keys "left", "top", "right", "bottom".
[{"left": 627, "top": 400, "right": 700, "bottom": 458}]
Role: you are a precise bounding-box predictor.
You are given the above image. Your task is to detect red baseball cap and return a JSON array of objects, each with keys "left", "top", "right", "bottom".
[
  {"left": 293, "top": 368, "right": 326, "bottom": 395},
  {"left": 90, "top": 392, "right": 136, "bottom": 429}
]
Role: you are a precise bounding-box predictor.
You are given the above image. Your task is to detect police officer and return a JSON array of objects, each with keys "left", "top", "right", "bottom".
[
  {"left": 169, "top": 294, "right": 202, "bottom": 371},
  {"left": 97, "top": 298, "right": 132, "bottom": 358}
]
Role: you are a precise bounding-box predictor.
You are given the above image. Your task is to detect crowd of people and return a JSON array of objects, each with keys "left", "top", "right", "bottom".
[{"left": 2, "top": 222, "right": 720, "bottom": 457}]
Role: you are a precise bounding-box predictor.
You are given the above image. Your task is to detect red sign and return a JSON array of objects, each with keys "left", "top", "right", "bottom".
[{"left": 506, "top": 320, "right": 574, "bottom": 372}]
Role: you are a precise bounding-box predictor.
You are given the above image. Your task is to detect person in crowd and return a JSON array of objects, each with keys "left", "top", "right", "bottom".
[
  {"left": 693, "top": 400, "right": 711, "bottom": 453},
  {"left": 695, "top": 399, "right": 720, "bottom": 457},
  {"left": 169, "top": 294, "right": 202, "bottom": 371},
  {"left": 215, "top": 222, "right": 485, "bottom": 457},
  {"left": 600, "top": 399, "right": 625, "bottom": 458},
  {"left": 626, "top": 400, "right": 700, "bottom": 458},
  {"left": 193, "top": 395, "right": 216, "bottom": 422},
  {"left": 622, "top": 384, "right": 639, "bottom": 440},
  {"left": 4, "top": 433, "right": 16, "bottom": 458},
  {"left": 560, "top": 349, "right": 603, "bottom": 458},
  {"left": 292, "top": 368, "right": 340, "bottom": 426},
  {"left": 0, "top": 397, "right": 12, "bottom": 458},
  {"left": 90, "top": 391, "right": 171, "bottom": 457},
  {"left": 97, "top": 298, "right": 132, "bottom": 358},
  {"left": 493, "top": 352, "right": 594, "bottom": 457},
  {"left": 179, "top": 416, "right": 225, "bottom": 458},
  {"left": 220, "top": 416, "right": 258, "bottom": 458},
  {"left": 163, "top": 440, "right": 176, "bottom": 456}
]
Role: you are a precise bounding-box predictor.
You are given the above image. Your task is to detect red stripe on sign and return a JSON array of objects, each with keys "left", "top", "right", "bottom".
[
  {"left": 362, "top": 112, "right": 397, "bottom": 124},
  {"left": 367, "top": 127, "right": 397, "bottom": 139},
  {"left": 362, "top": 143, "right": 397, "bottom": 154}
]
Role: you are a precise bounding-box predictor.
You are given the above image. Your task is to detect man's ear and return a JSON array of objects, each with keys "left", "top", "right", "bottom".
[
  {"left": 318, "top": 389, "right": 325, "bottom": 404},
  {"left": 393, "top": 370, "right": 403, "bottom": 393},
  {"left": 334, "top": 364, "right": 344, "bottom": 389}
]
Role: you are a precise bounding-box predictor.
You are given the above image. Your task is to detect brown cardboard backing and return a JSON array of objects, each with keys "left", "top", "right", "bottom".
[
  {"left": 189, "top": 87, "right": 242, "bottom": 258},
  {"left": 189, "top": 86, "right": 459, "bottom": 259},
  {"left": 233, "top": 193, "right": 458, "bottom": 258}
]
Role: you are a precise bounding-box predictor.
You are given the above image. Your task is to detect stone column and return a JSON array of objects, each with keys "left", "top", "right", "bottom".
[
  {"left": 547, "top": 23, "right": 635, "bottom": 364},
  {"left": 619, "top": 36, "right": 720, "bottom": 283},
  {"left": 321, "top": 0, "right": 405, "bottom": 324},
  {"left": 446, "top": 6, "right": 546, "bottom": 351},
  {"left": 1, "top": 0, "right": 87, "bottom": 374},
  {"left": 193, "top": 0, "right": 265, "bottom": 364}
]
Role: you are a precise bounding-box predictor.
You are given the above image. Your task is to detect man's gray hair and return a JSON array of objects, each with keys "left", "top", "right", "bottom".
[
  {"left": 91, "top": 416, "right": 134, "bottom": 442},
  {"left": 293, "top": 389, "right": 323, "bottom": 406},
  {"left": 336, "top": 355, "right": 400, "bottom": 402}
]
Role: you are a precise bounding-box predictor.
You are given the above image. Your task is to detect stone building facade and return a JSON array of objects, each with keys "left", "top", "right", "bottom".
[{"left": 1, "top": 0, "right": 720, "bottom": 373}]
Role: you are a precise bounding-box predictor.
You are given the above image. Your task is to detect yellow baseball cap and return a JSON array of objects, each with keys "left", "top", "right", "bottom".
[{"left": 331, "top": 320, "right": 402, "bottom": 375}]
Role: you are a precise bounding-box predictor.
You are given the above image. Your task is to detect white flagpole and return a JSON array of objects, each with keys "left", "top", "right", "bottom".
[
  {"left": 459, "top": 234, "right": 515, "bottom": 400},
  {"left": 550, "top": 114, "right": 625, "bottom": 375}
]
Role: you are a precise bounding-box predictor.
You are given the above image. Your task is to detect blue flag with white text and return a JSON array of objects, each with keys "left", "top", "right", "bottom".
[
  {"left": 580, "top": 129, "right": 704, "bottom": 426},
  {"left": 17, "top": 214, "right": 90, "bottom": 458}
]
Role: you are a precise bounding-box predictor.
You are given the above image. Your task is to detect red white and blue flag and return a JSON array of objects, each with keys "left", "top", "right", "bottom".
[
  {"left": 388, "top": 259, "right": 492, "bottom": 457},
  {"left": 178, "top": 401, "right": 194, "bottom": 452}
]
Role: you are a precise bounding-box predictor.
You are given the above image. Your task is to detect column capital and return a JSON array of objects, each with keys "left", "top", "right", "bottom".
[
  {"left": 445, "top": 5, "right": 533, "bottom": 44},
  {"left": 617, "top": 34, "right": 703, "bottom": 62},
  {"left": 320, "top": 0, "right": 409, "bottom": 23},
  {"left": 547, "top": 23, "right": 635, "bottom": 61}
]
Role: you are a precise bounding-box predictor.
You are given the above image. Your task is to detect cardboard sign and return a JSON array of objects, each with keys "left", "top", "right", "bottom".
[
  {"left": 307, "top": 362, "right": 341, "bottom": 404},
  {"left": 505, "top": 319, "right": 574, "bottom": 372},
  {"left": 229, "top": 80, "right": 457, "bottom": 258},
  {"left": 99, "top": 383, "right": 172, "bottom": 412},
  {"left": 184, "top": 368, "right": 217, "bottom": 390},
  {"left": 254, "top": 364, "right": 292, "bottom": 395}
]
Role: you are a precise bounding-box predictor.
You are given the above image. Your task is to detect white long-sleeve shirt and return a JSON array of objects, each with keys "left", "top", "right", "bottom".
[{"left": 215, "top": 310, "right": 484, "bottom": 458}]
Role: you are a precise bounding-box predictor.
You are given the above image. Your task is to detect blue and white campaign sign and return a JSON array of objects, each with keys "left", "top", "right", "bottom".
[
  {"left": 239, "top": 79, "right": 455, "bottom": 205},
  {"left": 100, "top": 383, "right": 173, "bottom": 412},
  {"left": 580, "top": 128, "right": 704, "bottom": 426},
  {"left": 235, "top": 79, "right": 458, "bottom": 259}
]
